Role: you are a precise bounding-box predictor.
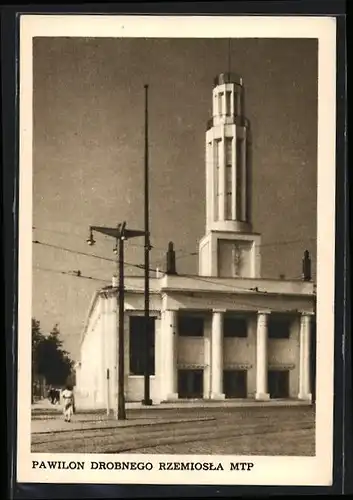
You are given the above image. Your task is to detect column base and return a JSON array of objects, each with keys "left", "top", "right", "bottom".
[
  {"left": 255, "top": 392, "right": 270, "bottom": 401},
  {"left": 210, "top": 392, "right": 225, "bottom": 400},
  {"left": 298, "top": 392, "right": 312, "bottom": 402}
]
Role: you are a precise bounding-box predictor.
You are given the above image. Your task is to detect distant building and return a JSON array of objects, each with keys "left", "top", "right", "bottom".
[{"left": 75, "top": 72, "right": 315, "bottom": 408}]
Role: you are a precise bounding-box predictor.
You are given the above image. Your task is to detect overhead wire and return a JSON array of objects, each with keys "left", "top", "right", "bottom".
[
  {"left": 35, "top": 265, "right": 310, "bottom": 314},
  {"left": 32, "top": 225, "right": 316, "bottom": 259}
]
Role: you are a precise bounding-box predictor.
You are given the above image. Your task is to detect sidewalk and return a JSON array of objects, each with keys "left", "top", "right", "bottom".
[
  {"left": 32, "top": 397, "right": 311, "bottom": 416},
  {"left": 31, "top": 413, "right": 215, "bottom": 434}
]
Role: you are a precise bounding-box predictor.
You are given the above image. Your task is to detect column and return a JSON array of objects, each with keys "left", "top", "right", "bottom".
[
  {"left": 255, "top": 311, "right": 270, "bottom": 400},
  {"left": 298, "top": 313, "right": 312, "bottom": 401},
  {"left": 164, "top": 310, "right": 178, "bottom": 400},
  {"left": 123, "top": 313, "right": 130, "bottom": 401},
  {"left": 203, "top": 316, "right": 212, "bottom": 398},
  {"left": 154, "top": 315, "right": 163, "bottom": 404},
  {"left": 210, "top": 309, "right": 225, "bottom": 399}
]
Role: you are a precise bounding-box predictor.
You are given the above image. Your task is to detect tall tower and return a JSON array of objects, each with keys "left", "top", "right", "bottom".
[{"left": 198, "top": 72, "right": 261, "bottom": 278}]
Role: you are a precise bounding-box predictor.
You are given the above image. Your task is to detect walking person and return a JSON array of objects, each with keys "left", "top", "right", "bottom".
[{"left": 62, "top": 384, "right": 74, "bottom": 422}]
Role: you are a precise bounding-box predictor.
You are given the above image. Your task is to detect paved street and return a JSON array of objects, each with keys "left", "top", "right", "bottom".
[{"left": 31, "top": 405, "right": 315, "bottom": 456}]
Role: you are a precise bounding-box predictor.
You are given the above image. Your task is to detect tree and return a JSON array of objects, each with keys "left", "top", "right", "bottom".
[
  {"left": 32, "top": 319, "right": 75, "bottom": 393},
  {"left": 32, "top": 318, "right": 45, "bottom": 374}
]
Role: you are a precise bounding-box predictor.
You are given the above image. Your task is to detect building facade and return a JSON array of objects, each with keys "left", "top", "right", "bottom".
[{"left": 75, "top": 72, "right": 315, "bottom": 408}]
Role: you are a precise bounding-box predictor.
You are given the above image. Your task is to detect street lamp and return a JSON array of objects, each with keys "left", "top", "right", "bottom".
[{"left": 87, "top": 222, "right": 145, "bottom": 420}]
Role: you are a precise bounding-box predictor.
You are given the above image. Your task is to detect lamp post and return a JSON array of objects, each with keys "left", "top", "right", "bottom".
[
  {"left": 87, "top": 222, "right": 145, "bottom": 420},
  {"left": 143, "top": 84, "right": 153, "bottom": 406}
]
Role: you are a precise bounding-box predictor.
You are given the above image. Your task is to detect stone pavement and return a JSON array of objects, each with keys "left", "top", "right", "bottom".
[{"left": 31, "top": 405, "right": 315, "bottom": 455}]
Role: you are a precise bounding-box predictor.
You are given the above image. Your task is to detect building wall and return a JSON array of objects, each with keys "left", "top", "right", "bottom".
[
  {"left": 223, "top": 315, "right": 257, "bottom": 396},
  {"left": 198, "top": 239, "right": 210, "bottom": 276},
  {"left": 218, "top": 239, "right": 253, "bottom": 277},
  {"left": 126, "top": 376, "right": 161, "bottom": 402},
  {"left": 76, "top": 296, "right": 105, "bottom": 408},
  {"left": 76, "top": 294, "right": 120, "bottom": 410},
  {"left": 77, "top": 287, "right": 313, "bottom": 407},
  {"left": 178, "top": 337, "right": 205, "bottom": 366}
]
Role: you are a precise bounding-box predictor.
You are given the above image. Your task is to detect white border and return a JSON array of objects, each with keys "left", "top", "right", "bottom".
[{"left": 17, "top": 15, "right": 337, "bottom": 486}]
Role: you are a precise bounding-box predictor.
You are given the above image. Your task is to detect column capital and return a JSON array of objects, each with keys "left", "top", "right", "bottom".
[
  {"left": 213, "top": 308, "right": 227, "bottom": 314},
  {"left": 257, "top": 309, "right": 271, "bottom": 315},
  {"left": 299, "top": 311, "right": 315, "bottom": 316}
]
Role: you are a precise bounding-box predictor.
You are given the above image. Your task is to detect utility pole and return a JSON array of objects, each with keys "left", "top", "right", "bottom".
[
  {"left": 87, "top": 222, "right": 145, "bottom": 419},
  {"left": 143, "top": 84, "right": 153, "bottom": 406},
  {"left": 117, "top": 231, "right": 125, "bottom": 419},
  {"left": 302, "top": 249, "right": 316, "bottom": 404}
]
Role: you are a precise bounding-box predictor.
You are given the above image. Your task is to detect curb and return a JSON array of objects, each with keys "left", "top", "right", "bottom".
[
  {"left": 32, "top": 401, "right": 313, "bottom": 417},
  {"left": 32, "top": 416, "right": 216, "bottom": 435}
]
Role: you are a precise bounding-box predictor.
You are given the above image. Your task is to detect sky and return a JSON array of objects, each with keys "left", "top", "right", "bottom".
[{"left": 32, "top": 37, "right": 318, "bottom": 360}]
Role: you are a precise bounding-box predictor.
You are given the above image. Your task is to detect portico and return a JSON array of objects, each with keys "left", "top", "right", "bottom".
[{"left": 155, "top": 299, "right": 314, "bottom": 403}]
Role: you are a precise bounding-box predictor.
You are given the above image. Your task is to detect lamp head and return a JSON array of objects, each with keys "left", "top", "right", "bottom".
[{"left": 86, "top": 227, "right": 96, "bottom": 246}]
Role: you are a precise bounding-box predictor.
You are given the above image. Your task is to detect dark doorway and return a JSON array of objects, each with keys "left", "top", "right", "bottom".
[
  {"left": 223, "top": 370, "right": 247, "bottom": 398},
  {"left": 268, "top": 370, "right": 290, "bottom": 399},
  {"left": 178, "top": 370, "right": 203, "bottom": 398},
  {"left": 129, "top": 316, "right": 155, "bottom": 376}
]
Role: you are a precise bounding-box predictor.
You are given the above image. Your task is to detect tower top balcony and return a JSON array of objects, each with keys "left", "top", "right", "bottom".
[{"left": 214, "top": 72, "right": 243, "bottom": 88}]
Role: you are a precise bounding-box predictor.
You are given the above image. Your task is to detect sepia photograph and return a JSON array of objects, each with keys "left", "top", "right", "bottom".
[{"left": 17, "top": 15, "right": 337, "bottom": 486}]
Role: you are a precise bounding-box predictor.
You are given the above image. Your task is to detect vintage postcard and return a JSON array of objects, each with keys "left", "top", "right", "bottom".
[{"left": 17, "top": 14, "right": 337, "bottom": 487}]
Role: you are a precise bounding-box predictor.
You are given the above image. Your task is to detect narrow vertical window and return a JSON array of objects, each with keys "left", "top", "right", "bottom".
[
  {"left": 129, "top": 317, "right": 155, "bottom": 376},
  {"left": 214, "top": 139, "right": 221, "bottom": 220},
  {"left": 225, "top": 138, "right": 232, "bottom": 166},
  {"left": 226, "top": 91, "right": 232, "bottom": 116},
  {"left": 225, "top": 138, "right": 233, "bottom": 220},
  {"left": 233, "top": 90, "right": 237, "bottom": 116},
  {"left": 218, "top": 92, "right": 224, "bottom": 116},
  {"left": 236, "top": 138, "right": 243, "bottom": 219}
]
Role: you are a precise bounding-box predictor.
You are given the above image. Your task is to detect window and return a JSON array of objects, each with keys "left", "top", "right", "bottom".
[
  {"left": 223, "top": 369, "right": 247, "bottom": 398},
  {"left": 225, "top": 138, "right": 233, "bottom": 220},
  {"left": 225, "top": 138, "right": 232, "bottom": 166},
  {"left": 233, "top": 89, "right": 238, "bottom": 116},
  {"left": 225, "top": 166, "right": 232, "bottom": 220},
  {"left": 224, "top": 316, "right": 248, "bottom": 338},
  {"left": 214, "top": 140, "right": 221, "bottom": 220},
  {"left": 178, "top": 316, "right": 204, "bottom": 337},
  {"left": 226, "top": 91, "right": 232, "bottom": 116},
  {"left": 236, "top": 138, "right": 243, "bottom": 219},
  {"left": 178, "top": 369, "right": 203, "bottom": 398},
  {"left": 268, "top": 370, "right": 289, "bottom": 398},
  {"left": 218, "top": 92, "right": 224, "bottom": 115},
  {"left": 129, "top": 316, "right": 155, "bottom": 375},
  {"left": 268, "top": 316, "right": 291, "bottom": 339},
  {"left": 225, "top": 139, "right": 233, "bottom": 211}
]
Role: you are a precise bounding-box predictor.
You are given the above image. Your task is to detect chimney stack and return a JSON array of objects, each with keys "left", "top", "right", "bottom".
[
  {"left": 302, "top": 250, "right": 312, "bottom": 281},
  {"left": 112, "top": 275, "right": 118, "bottom": 287},
  {"left": 166, "top": 241, "right": 177, "bottom": 275}
]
